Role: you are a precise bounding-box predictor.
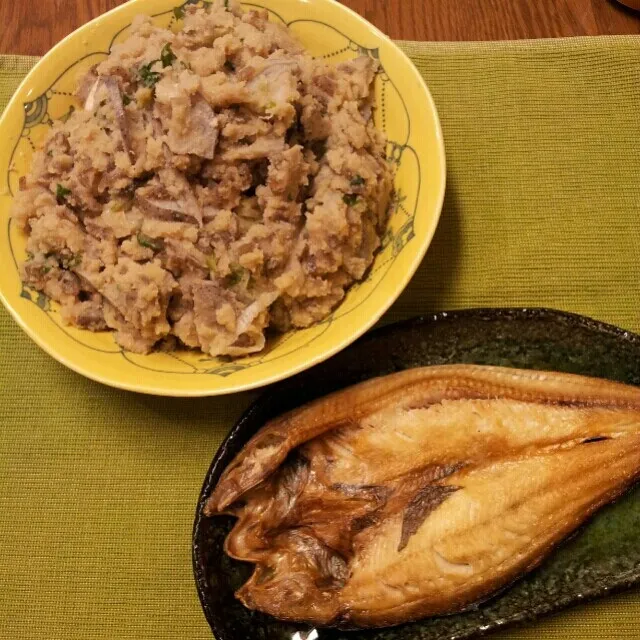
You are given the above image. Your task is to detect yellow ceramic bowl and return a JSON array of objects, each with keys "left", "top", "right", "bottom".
[{"left": 0, "top": 0, "right": 445, "bottom": 396}]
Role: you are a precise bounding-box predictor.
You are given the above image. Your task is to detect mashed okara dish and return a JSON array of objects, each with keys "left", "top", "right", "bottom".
[{"left": 12, "top": 0, "right": 394, "bottom": 357}]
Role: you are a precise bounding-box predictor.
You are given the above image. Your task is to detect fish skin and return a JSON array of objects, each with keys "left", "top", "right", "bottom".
[{"left": 206, "top": 365, "right": 640, "bottom": 629}]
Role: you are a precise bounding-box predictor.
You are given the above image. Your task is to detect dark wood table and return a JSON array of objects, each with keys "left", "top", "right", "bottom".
[{"left": 1, "top": 0, "right": 638, "bottom": 55}]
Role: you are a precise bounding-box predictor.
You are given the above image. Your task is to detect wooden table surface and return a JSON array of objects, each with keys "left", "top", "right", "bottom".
[{"left": 1, "top": 0, "right": 639, "bottom": 56}]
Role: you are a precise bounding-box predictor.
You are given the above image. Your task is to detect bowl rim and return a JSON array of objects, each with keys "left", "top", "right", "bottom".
[{"left": 0, "top": 0, "right": 447, "bottom": 397}]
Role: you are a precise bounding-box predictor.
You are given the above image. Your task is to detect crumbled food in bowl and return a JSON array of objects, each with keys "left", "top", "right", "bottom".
[{"left": 11, "top": 0, "right": 395, "bottom": 357}]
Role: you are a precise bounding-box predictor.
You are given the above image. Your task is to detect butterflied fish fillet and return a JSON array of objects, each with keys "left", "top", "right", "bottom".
[{"left": 205, "top": 365, "right": 640, "bottom": 628}]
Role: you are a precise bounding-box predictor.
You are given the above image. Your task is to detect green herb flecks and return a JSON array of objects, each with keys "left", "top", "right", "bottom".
[
  {"left": 350, "top": 174, "right": 365, "bottom": 187},
  {"left": 62, "top": 252, "right": 83, "bottom": 269},
  {"left": 224, "top": 0, "right": 230, "bottom": 9},
  {"left": 122, "top": 94, "right": 132, "bottom": 106},
  {"left": 225, "top": 265, "right": 246, "bottom": 288},
  {"left": 343, "top": 193, "right": 358, "bottom": 206},
  {"left": 138, "top": 62, "right": 162, "bottom": 88},
  {"left": 55, "top": 184, "right": 72, "bottom": 204},
  {"left": 137, "top": 233, "right": 164, "bottom": 252},
  {"left": 173, "top": 0, "right": 200, "bottom": 20},
  {"left": 161, "top": 43, "right": 177, "bottom": 68}
]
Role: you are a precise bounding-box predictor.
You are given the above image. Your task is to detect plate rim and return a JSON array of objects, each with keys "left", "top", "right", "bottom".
[{"left": 192, "top": 306, "right": 640, "bottom": 639}]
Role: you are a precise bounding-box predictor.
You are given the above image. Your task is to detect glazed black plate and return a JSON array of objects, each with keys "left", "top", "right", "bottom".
[{"left": 193, "top": 308, "right": 640, "bottom": 640}]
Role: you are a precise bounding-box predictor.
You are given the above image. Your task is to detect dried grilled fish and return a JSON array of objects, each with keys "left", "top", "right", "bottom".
[{"left": 205, "top": 365, "right": 640, "bottom": 629}]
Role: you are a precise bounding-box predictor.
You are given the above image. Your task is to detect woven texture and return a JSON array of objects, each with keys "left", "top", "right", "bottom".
[{"left": 1, "top": 37, "right": 640, "bottom": 639}]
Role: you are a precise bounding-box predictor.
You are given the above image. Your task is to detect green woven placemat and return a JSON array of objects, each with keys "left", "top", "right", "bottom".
[{"left": 1, "top": 36, "right": 640, "bottom": 639}]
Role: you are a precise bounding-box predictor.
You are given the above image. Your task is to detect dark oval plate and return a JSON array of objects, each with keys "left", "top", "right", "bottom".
[{"left": 193, "top": 308, "right": 640, "bottom": 640}]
